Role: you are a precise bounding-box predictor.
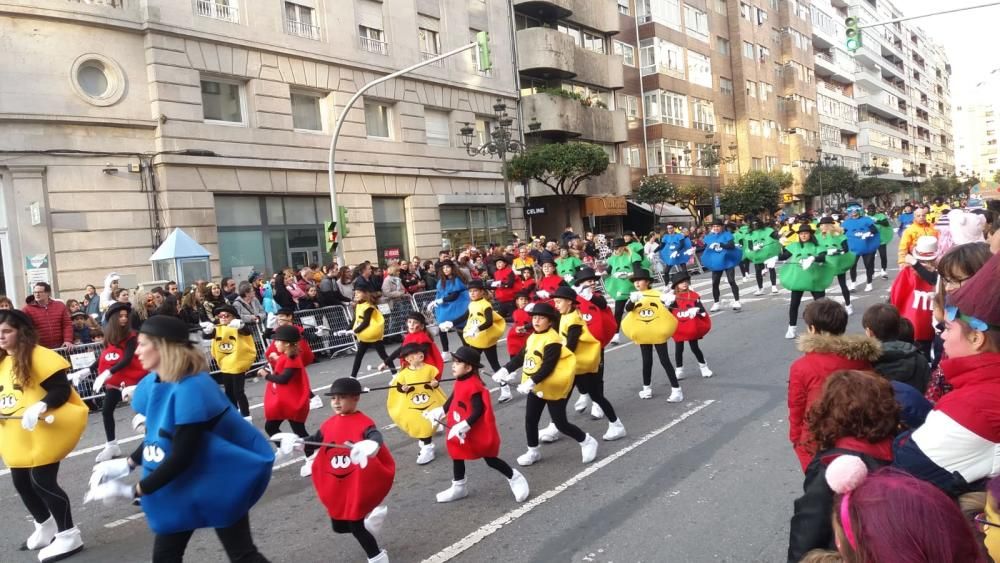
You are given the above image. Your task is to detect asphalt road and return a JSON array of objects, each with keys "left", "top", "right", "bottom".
[{"left": 0, "top": 260, "right": 898, "bottom": 563}]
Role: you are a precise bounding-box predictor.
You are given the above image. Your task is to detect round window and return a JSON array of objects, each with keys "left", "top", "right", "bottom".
[
  {"left": 77, "top": 63, "right": 109, "bottom": 97},
  {"left": 70, "top": 54, "right": 126, "bottom": 106}
]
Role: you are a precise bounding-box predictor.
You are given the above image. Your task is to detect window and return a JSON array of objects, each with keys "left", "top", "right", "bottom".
[
  {"left": 716, "top": 37, "right": 730, "bottom": 56},
  {"left": 613, "top": 41, "right": 636, "bottom": 66},
  {"left": 557, "top": 23, "right": 582, "bottom": 45},
  {"left": 723, "top": 117, "right": 736, "bottom": 134},
  {"left": 618, "top": 0, "right": 631, "bottom": 15},
  {"left": 357, "top": 0, "right": 385, "bottom": 52},
  {"left": 713, "top": 0, "right": 727, "bottom": 15},
  {"left": 757, "top": 44, "right": 769, "bottom": 62},
  {"left": 473, "top": 118, "right": 492, "bottom": 146},
  {"left": 201, "top": 78, "right": 244, "bottom": 124},
  {"left": 359, "top": 25, "right": 387, "bottom": 54},
  {"left": 766, "top": 156, "right": 779, "bottom": 171},
  {"left": 583, "top": 31, "right": 605, "bottom": 54},
  {"left": 745, "top": 80, "right": 757, "bottom": 98},
  {"left": 424, "top": 109, "right": 450, "bottom": 147},
  {"left": 684, "top": 5, "right": 709, "bottom": 41},
  {"left": 691, "top": 98, "right": 715, "bottom": 131},
  {"left": 739, "top": 2, "right": 752, "bottom": 21},
  {"left": 196, "top": 0, "right": 239, "bottom": 23},
  {"left": 751, "top": 157, "right": 763, "bottom": 170},
  {"left": 419, "top": 28, "right": 440, "bottom": 58},
  {"left": 720, "top": 77, "right": 733, "bottom": 96},
  {"left": 291, "top": 91, "right": 323, "bottom": 131},
  {"left": 639, "top": 38, "right": 685, "bottom": 78},
  {"left": 514, "top": 14, "right": 542, "bottom": 30},
  {"left": 622, "top": 94, "right": 640, "bottom": 119},
  {"left": 643, "top": 90, "right": 687, "bottom": 127},
  {"left": 598, "top": 143, "right": 617, "bottom": 163},
  {"left": 364, "top": 101, "right": 392, "bottom": 138},
  {"left": 756, "top": 7, "right": 767, "bottom": 25},
  {"left": 759, "top": 82, "right": 771, "bottom": 101},
  {"left": 284, "top": 2, "right": 319, "bottom": 39},
  {"left": 623, "top": 145, "right": 642, "bottom": 167},
  {"left": 686, "top": 51, "right": 712, "bottom": 87},
  {"left": 441, "top": 206, "right": 509, "bottom": 249},
  {"left": 743, "top": 41, "right": 754, "bottom": 58},
  {"left": 647, "top": 139, "right": 690, "bottom": 175},
  {"left": 749, "top": 119, "right": 761, "bottom": 136},
  {"left": 637, "top": 0, "right": 682, "bottom": 29}
]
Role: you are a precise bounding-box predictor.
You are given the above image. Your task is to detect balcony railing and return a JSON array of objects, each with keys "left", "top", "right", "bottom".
[
  {"left": 421, "top": 51, "right": 443, "bottom": 66},
  {"left": 640, "top": 63, "right": 685, "bottom": 79},
  {"left": 285, "top": 19, "right": 319, "bottom": 39},
  {"left": 360, "top": 35, "right": 388, "bottom": 55},
  {"left": 196, "top": 0, "right": 239, "bottom": 23},
  {"left": 69, "top": 0, "right": 124, "bottom": 6},
  {"left": 646, "top": 164, "right": 717, "bottom": 177}
]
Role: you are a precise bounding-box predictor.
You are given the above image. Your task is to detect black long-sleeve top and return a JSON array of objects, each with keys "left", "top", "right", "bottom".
[
  {"left": 130, "top": 418, "right": 215, "bottom": 495},
  {"left": 39, "top": 370, "right": 72, "bottom": 409},
  {"left": 913, "top": 262, "right": 938, "bottom": 286},
  {"left": 563, "top": 324, "right": 583, "bottom": 353},
  {"left": 477, "top": 305, "right": 496, "bottom": 331},
  {"left": 442, "top": 376, "right": 485, "bottom": 426},
  {"left": 264, "top": 367, "right": 297, "bottom": 384},
  {"left": 778, "top": 244, "right": 828, "bottom": 262},
  {"left": 353, "top": 307, "right": 375, "bottom": 334},
  {"left": 504, "top": 329, "right": 562, "bottom": 384},
  {"left": 89, "top": 337, "right": 138, "bottom": 374}
]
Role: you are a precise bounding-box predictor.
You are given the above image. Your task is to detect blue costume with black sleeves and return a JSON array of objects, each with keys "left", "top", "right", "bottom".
[
  {"left": 659, "top": 232, "right": 692, "bottom": 267},
  {"left": 131, "top": 371, "right": 274, "bottom": 535},
  {"left": 701, "top": 231, "right": 743, "bottom": 271},
  {"left": 435, "top": 277, "right": 470, "bottom": 326},
  {"left": 842, "top": 216, "right": 880, "bottom": 256}
]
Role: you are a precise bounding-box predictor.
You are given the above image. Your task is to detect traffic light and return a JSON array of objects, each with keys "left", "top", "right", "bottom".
[
  {"left": 475, "top": 31, "right": 492, "bottom": 72},
  {"left": 845, "top": 16, "right": 862, "bottom": 52},
  {"left": 324, "top": 220, "right": 338, "bottom": 253},
  {"left": 337, "top": 205, "right": 350, "bottom": 236}
]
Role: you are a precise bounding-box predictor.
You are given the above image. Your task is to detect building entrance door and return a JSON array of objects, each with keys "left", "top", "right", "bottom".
[{"left": 288, "top": 247, "right": 321, "bottom": 270}]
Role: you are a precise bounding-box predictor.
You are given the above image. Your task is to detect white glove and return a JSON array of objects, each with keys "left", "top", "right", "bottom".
[
  {"left": 271, "top": 432, "right": 305, "bottom": 456},
  {"left": 68, "top": 368, "right": 91, "bottom": 387},
  {"left": 490, "top": 281, "right": 501, "bottom": 288},
  {"left": 465, "top": 325, "right": 480, "bottom": 338},
  {"left": 577, "top": 286, "right": 594, "bottom": 301},
  {"left": 629, "top": 291, "right": 643, "bottom": 303},
  {"left": 131, "top": 413, "right": 146, "bottom": 433},
  {"left": 614, "top": 271, "right": 630, "bottom": 279},
  {"left": 563, "top": 275, "right": 574, "bottom": 283},
  {"left": 266, "top": 313, "right": 278, "bottom": 329},
  {"left": 447, "top": 420, "right": 471, "bottom": 444},
  {"left": 685, "top": 248, "right": 696, "bottom": 256},
  {"left": 710, "top": 243, "right": 722, "bottom": 251},
  {"left": 121, "top": 385, "right": 137, "bottom": 402},
  {"left": 349, "top": 439, "right": 380, "bottom": 469},
  {"left": 801, "top": 256, "right": 815, "bottom": 270},
  {"left": 89, "top": 458, "right": 132, "bottom": 490},
  {"left": 860, "top": 232, "right": 873, "bottom": 239},
  {"left": 492, "top": 368, "right": 510, "bottom": 384},
  {"left": 752, "top": 243, "right": 764, "bottom": 251},
  {"left": 437, "top": 321, "right": 453, "bottom": 332},
  {"left": 200, "top": 321, "right": 215, "bottom": 335},
  {"left": 434, "top": 298, "right": 444, "bottom": 306},
  {"left": 524, "top": 303, "right": 535, "bottom": 313},
  {"left": 93, "top": 370, "right": 112, "bottom": 391},
  {"left": 660, "top": 290, "right": 675, "bottom": 304},
  {"left": 335, "top": 329, "right": 353, "bottom": 337},
  {"left": 517, "top": 380, "right": 535, "bottom": 395},
  {"left": 764, "top": 256, "right": 778, "bottom": 269},
  {"left": 314, "top": 325, "right": 330, "bottom": 336},
  {"left": 422, "top": 407, "right": 445, "bottom": 431},
  {"left": 227, "top": 319, "right": 243, "bottom": 329},
  {"left": 826, "top": 247, "right": 839, "bottom": 255},
  {"left": 670, "top": 251, "right": 679, "bottom": 259},
  {"left": 21, "top": 402, "right": 47, "bottom": 431},
  {"left": 84, "top": 480, "right": 134, "bottom": 506}
]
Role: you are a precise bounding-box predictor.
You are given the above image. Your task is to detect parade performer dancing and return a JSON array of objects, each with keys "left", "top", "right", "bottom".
[
  {"left": 621, "top": 265, "right": 681, "bottom": 401},
  {"left": 816, "top": 217, "right": 856, "bottom": 315},
  {"left": 868, "top": 204, "right": 893, "bottom": 279},
  {"left": 455, "top": 279, "right": 510, "bottom": 402},
  {"left": 260, "top": 325, "right": 316, "bottom": 475},
  {"left": 429, "top": 259, "right": 470, "bottom": 362},
  {"left": 779, "top": 224, "right": 834, "bottom": 340},
  {"left": 203, "top": 304, "right": 256, "bottom": 420},
  {"left": 702, "top": 219, "right": 743, "bottom": 311},
  {"left": 742, "top": 217, "right": 782, "bottom": 295},
  {"left": 658, "top": 224, "right": 695, "bottom": 278},
  {"left": 605, "top": 237, "right": 641, "bottom": 344},
  {"left": 570, "top": 266, "right": 618, "bottom": 419},
  {"left": 667, "top": 272, "right": 713, "bottom": 379},
  {"left": 341, "top": 287, "right": 395, "bottom": 379},
  {"left": 841, "top": 203, "right": 880, "bottom": 292},
  {"left": 533, "top": 258, "right": 565, "bottom": 303},
  {"left": 385, "top": 342, "right": 446, "bottom": 466}
]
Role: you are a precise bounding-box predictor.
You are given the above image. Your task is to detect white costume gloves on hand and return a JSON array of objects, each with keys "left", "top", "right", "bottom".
[
  {"left": 629, "top": 291, "right": 643, "bottom": 303},
  {"left": 614, "top": 271, "right": 630, "bottom": 279},
  {"left": 90, "top": 458, "right": 132, "bottom": 489},
  {"left": 670, "top": 251, "right": 679, "bottom": 259},
  {"left": 491, "top": 368, "right": 510, "bottom": 384},
  {"left": 524, "top": 303, "right": 536, "bottom": 313},
  {"left": 437, "top": 321, "right": 453, "bottom": 332},
  {"left": 334, "top": 329, "right": 353, "bottom": 337},
  {"left": 121, "top": 385, "right": 137, "bottom": 402},
  {"left": 349, "top": 440, "right": 380, "bottom": 469},
  {"left": 314, "top": 325, "right": 331, "bottom": 336},
  {"left": 84, "top": 480, "right": 134, "bottom": 506},
  {"left": 826, "top": 247, "right": 839, "bottom": 255},
  {"left": 447, "top": 420, "right": 471, "bottom": 444},
  {"left": 271, "top": 432, "right": 305, "bottom": 463},
  {"left": 490, "top": 281, "right": 501, "bottom": 288},
  {"left": 685, "top": 248, "right": 696, "bottom": 256},
  {"left": 660, "top": 290, "right": 675, "bottom": 304},
  {"left": 764, "top": 256, "right": 779, "bottom": 269},
  {"left": 709, "top": 243, "right": 722, "bottom": 251},
  {"left": 422, "top": 407, "right": 445, "bottom": 431},
  {"left": 517, "top": 380, "right": 535, "bottom": 395},
  {"left": 200, "top": 321, "right": 215, "bottom": 335},
  {"left": 93, "top": 370, "right": 112, "bottom": 391},
  {"left": 227, "top": 319, "right": 243, "bottom": 329},
  {"left": 577, "top": 286, "right": 594, "bottom": 301},
  {"left": 535, "top": 290, "right": 550, "bottom": 299},
  {"left": 801, "top": 256, "right": 816, "bottom": 270},
  {"left": 563, "top": 275, "right": 574, "bottom": 283},
  {"left": 68, "top": 369, "right": 91, "bottom": 387},
  {"left": 131, "top": 413, "right": 146, "bottom": 433},
  {"left": 465, "top": 325, "right": 480, "bottom": 339},
  {"left": 21, "top": 402, "right": 47, "bottom": 431}
]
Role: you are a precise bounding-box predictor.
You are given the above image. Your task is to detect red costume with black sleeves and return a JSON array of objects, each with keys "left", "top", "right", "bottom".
[
  {"left": 98, "top": 333, "right": 147, "bottom": 388},
  {"left": 400, "top": 331, "right": 444, "bottom": 376},
  {"left": 670, "top": 290, "right": 712, "bottom": 342},
  {"left": 265, "top": 325, "right": 315, "bottom": 366},
  {"left": 263, "top": 354, "right": 310, "bottom": 422},
  {"left": 493, "top": 266, "right": 517, "bottom": 303},
  {"left": 446, "top": 375, "right": 500, "bottom": 460},
  {"left": 577, "top": 297, "right": 614, "bottom": 346},
  {"left": 311, "top": 412, "right": 395, "bottom": 521},
  {"left": 506, "top": 307, "right": 532, "bottom": 358},
  {"left": 889, "top": 267, "right": 936, "bottom": 342}
]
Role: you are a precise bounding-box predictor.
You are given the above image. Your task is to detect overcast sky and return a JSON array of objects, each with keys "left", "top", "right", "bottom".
[{"left": 902, "top": 0, "right": 1000, "bottom": 101}]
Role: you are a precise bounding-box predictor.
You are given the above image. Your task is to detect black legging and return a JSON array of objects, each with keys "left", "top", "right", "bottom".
[
  {"left": 711, "top": 268, "right": 740, "bottom": 302},
  {"left": 739, "top": 259, "right": 750, "bottom": 277},
  {"left": 836, "top": 273, "right": 852, "bottom": 306},
  {"left": 331, "top": 519, "right": 380, "bottom": 559},
  {"left": 754, "top": 263, "right": 777, "bottom": 289},
  {"left": 877, "top": 244, "right": 888, "bottom": 271},
  {"left": 152, "top": 514, "right": 267, "bottom": 563},
  {"left": 667, "top": 262, "right": 689, "bottom": 278},
  {"left": 639, "top": 343, "right": 679, "bottom": 387},
  {"left": 614, "top": 299, "right": 628, "bottom": 327},
  {"left": 524, "top": 394, "right": 586, "bottom": 447},
  {"left": 788, "top": 290, "right": 826, "bottom": 326},
  {"left": 438, "top": 312, "right": 469, "bottom": 352},
  {"left": 221, "top": 372, "right": 250, "bottom": 417},
  {"left": 674, "top": 340, "right": 705, "bottom": 367},
  {"left": 850, "top": 253, "right": 876, "bottom": 284},
  {"left": 103, "top": 386, "right": 123, "bottom": 442},
  {"left": 11, "top": 463, "right": 73, "bottom": 532},
  {"left": 350, "top": 341, "right": 394, "bottom": 378},
  {"left": 472, "top": 344, "right": 502, "bottom": 372},
  {"left": 453, "top": 457, "right": 514, "bottom": 481},
  {"left": 264, "top": 420, "right": 316, "bottom": 456},
  {"left": 574, "top": 372, "right": 618, "bottom": 423}
]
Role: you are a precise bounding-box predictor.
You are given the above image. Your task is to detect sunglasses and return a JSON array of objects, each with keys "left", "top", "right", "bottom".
[{"left": 975, "top": 513, "right": 1000, "bottom": 533}]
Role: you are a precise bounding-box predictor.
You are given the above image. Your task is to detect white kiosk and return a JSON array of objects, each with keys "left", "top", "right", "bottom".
[{"left": 149, "top": 228, "right": 212, "bottom": 290}]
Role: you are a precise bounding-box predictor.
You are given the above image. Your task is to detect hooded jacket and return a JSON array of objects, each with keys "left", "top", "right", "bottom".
[
  {"left": 872, "top": 340, "right": 931, "bottom": 394},
  {"left": 788, "top": 333, "right": 882, "bottom": 471}
]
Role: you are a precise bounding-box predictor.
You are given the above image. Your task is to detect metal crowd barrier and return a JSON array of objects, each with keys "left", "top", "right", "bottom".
[
  {"left": 57, "top": 342, "right": 106, "bottom": 401},
  {"left": 379, "top": 297, "right": 417, "bottom": 339},
  {"left": 293, "top": 304, "right": 359, "bottom": 358}
]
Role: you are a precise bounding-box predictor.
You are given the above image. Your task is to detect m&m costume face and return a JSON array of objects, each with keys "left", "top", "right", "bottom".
[
  {"left": 520, "top": 330, "right": 575, "bottom": 400},
  {"left": 621, "top": 290, "right": 678, "bottom": 345},
  {"left": 464, "top": 299, "right": 505, "bottom": 348},
  {"left": 386, "top": 364, "right": 447, "bottom": 439},
  {"left": 211, "top": 325, "right": 256, "bottom": 373},
  {"left": 446, "top": 374, "right": 501, "bottom": 461},
  {"left": 311, "top": 412, "right": 395, "bottom": 521}
]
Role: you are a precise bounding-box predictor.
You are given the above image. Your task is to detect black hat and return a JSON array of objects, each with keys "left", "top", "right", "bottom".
[
  {"left": 450, "top": 346, "right": 483, "bottom": 369},
  {"left": 493, "top": 255, "right": 509, "bottom": 265},
  {"left": 213, "top": 304, "right": 239, "bottom": 318},
  {"left": 819, "top": 216, "right": 836, "bottom": 225},
  {"left": 629, "top": 263, "right": 653, "bottom": 281},
  {"left": 139, "top": 315, "right": 191, "bottom": 345},
  {"left": 711, "top": 218, "right": 725, "bottom": 227},
  {"left": 670, "top": 271, "right": 691, "bottom": 288},
  {"left": 276, "top": 307, "right": 296, "bottom": 317},
  {"left": 398, "top": 342, "right": 427, "bottom": 359},
  {"left": 406, "top": 311, "right": 427, "bottom": 325},
  {"left": 273, "top": 325, "right": 301, "bottom": 343},
  {"left": 529, "top": 302, "right": 560, "bottom": 321},
  {"left": 796, "top": 223, "right": 815, "bottom": 234},
  {"left": 515, "top": 290, "right": 532, "bottom": 300},
  {"left": 552, "top": 286, "right": 578, "bottom": 301},
  {"left": 612, "top": 237, "right": 627, "bottom": 248},
  {"left": 467, "top": 279, "right": 485, "bottom": 290},
  {"left": 539, "top": 257, "right": 556, "bottom": 267},
  {"left": 573, "top": 267, "right": 599, "bottom": 284},
  {"left": 439, "top": 259, "right": 456, "bottom": 269},
  {"left": 325, "top": 377, "right": 363, "bottom": 396},
  {"left": 519, "top": 265, "right": 534, "bottom": 273},
  {"left": 104, "top": 301, "right": 131, "bottom": 323}
]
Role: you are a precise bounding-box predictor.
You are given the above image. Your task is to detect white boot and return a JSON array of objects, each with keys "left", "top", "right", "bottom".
[
  {"left": 580, "top": 434, "right": 599, "bottom": 463},
  {"left": 574, "top": 393, "right": 592, "bottom": 413},
  {"left": 610, "top": 332, "right": 621, "bottom": 345},
  {"left": 771, "top": 285, "right": 779, "bottom": 294},
  {"left": 538, "top": 422, "right": 561, "bottom": 443},
  {"left": 441, "top": 351, "right": 452, "bottom": 362},
  {"left": 498, "top": 384, "right": 512, "bottom": 403},
  {"left": 638, "top": 385, "right": 653, "bottom": 399},
  {"left": 299, "top": 452, "right": 317, "bottom": 477},
  {"left": 517, "top": 447, "right": 542, "bottom": 466},
  {"left": 603, "top": 419, "right": 626, "bottom": 441},
  {"left": 732, "top": 300, "right": 742, "bottom": 311},
  {"left": 38, "top": 527, "right": 83, "bottom": 563},
  {"left": 667, "top": 387, "right": 684, "bottom": 403},
  {"left": 94, "top": 441, "right": 119, "bottom": 463},
  {"left": 367, "top": 549, "right": 389, "bottom": 563},
  {"left": 508, "top": 469, "right": 530, "bottom": 502},
  {"left": 864, "top": 283, "right": 873, "bottom": 292},
  {"left": 436, "top": 479, "right": 468, "bottom": 503},
  {"left": 675, "top": 366, "right": 686, "bottom": 380},
  {"left": 845, "top": 304, "right": 854, "bottom": 316},
  {"left": 754, "top": 287, "right": 764, "bottom": 296},
  {"left": 699, "top": 363, "right": 713, "bottom": 378},
  {"left": 416, "top": 442, "right": 435, "bottom": 465},
  {"left": 847, "top": 280, "right": 856, "bottom": 292},
  {"left": 590, "top": 402, "right": 605, "bottom": 420},
  {"left": 364, "top": 505, "right": 388, "bottom": 538},
  {"left": 710, "top": 301, "right": 721, "bottom": 312},
  {"left": 24, "top": 517, "right": 56, "bottom": 550},
  {"left": 309, "top": 395, "right": 323, "bottom": 410},
  {"left": 785, "top": 325, "right": 796, "bottom": 340}
]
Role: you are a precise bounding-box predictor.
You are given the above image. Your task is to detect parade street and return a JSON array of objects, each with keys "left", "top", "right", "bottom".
[{"left": 0, "top": 269, "right": 895, "bottom": 563}]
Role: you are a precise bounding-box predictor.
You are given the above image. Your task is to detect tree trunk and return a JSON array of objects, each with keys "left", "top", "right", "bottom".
[{"left": 564, "top": 195, "right": 574, "bottom": 230}]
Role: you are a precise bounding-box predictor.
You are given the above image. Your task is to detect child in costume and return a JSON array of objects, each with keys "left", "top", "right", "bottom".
[
  {"left": 380, "top": 311, "right": 444, "bottom": 375},
  {"left": 742, "top": 217, "right": 782, "bottom": 295},
  {"left": 422, "top": 346, "right": 529, "bottom": 503},
  {"left": 493, "top": 303, "right": 599, "bottom": 467},
  {"left": 659, "top": 224, "right": 695, "bottom": 278},
  {"left": 203, "top": 304, "right": 256, "bottom": 420},
  {"left": 263, "top": 307, "right": 325, "bottom": 411},
  {"left": 86, "top": 315, "right": 273, "bottom": 562},
  {"left": 533, "top": 258, "right": 565, "bottom": 302},
  {"left": 258, "top": 325, "right": 315, "bottom": 475},
  {"left": 816, "top": 217, "right": 856, "bottom": 315},
  {"left": 868, "top": 204, "right": 893, "bottom": 278},
  {"left": 340, "top": 287, "right": 395, "bottom": 379},
  {"left": 702, "top": 219, "right": 743, "bottom": 312},
  {"left": 505, "top": 291, "right": 533, "bottom": 359},
  {"left": 385, "top": 342, "right": 447, "bottom": 465},
  {"left": 429, "top": 260, "right": 470, "bottom": 362},
  {"left": 889, "top": 236, "right": 939, "bottom": 358},
  {"left": 516, "top": 266, "right": 537, "bottom": 300},
  {"left": 454, "top": 279, "right": 511, "bottom": 402},
  {"left": 0, "top": 310, "right": 88, "bottom": 561},
  {"left": 622, "top": 265, "right": 682, "bottom": 402},
  {"left": 779, "top": 224, "right": 834, "bottom": 340},
  {"left": 489, "top": 255, "right": 518, "bottom": 318},
  {"left": 274, "top": 377, "right": 393, "bottom": 563},
  {"left": 734, "top": 221, "right": 752, "bottom": 281},
  {"left": 667, "top": 272, "right": 713, "bottom": 379},
  {"left": 556, "top": 247, "right": 583, "bottom": 281},
  {"left": 604, "top": 237, "right": 641, "bottom": 344},
  {"left": 841, "top": 203, "right": 880, "bottom": 292},
  {"left": 570, "top": 266, "right": 618, "bottom": 419}
]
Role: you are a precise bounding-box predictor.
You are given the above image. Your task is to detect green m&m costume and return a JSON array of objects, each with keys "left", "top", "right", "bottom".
[
  {"left": 779, "top": 240, "right": 835, "bottom": 292},
  {"left": 815, "top": 229, "right": 855, "bottom": 275},
  {"left": 743, "top": 227, "right": 782, "bottom": 264},
  {"left": 556, "top": 255, "right": 583, "bottom": 277},
  {"left": 627, "top": 239, "right": 650, "bottom": 270},
  {"left": 605, "top": 250, "right": 640, "bottom": 301},
  {"left": 871, "top": 212, "right": 893, "bottom": 245}
]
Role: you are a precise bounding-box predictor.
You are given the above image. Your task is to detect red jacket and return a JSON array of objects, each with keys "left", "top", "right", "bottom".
[
  {"left": 788, "top": 333, "right": 881, "bottom": 471},
  {"left": 22, "top": 300, "right": 73, "bottom": 348}
]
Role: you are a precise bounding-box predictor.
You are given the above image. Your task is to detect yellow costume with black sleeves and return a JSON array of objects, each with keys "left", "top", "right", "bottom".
[
  {"left": 621, "top": 289, "right": 678, "bottom": 345},
  {"left": 559, "top": 309, "right": 600, "bottom": 374},
  {"left": 211, "top": 325, "right": 256, "bottom": 374},
  {"left": 353, "top": 301, "right": 385, "bottom": 343},
  {"left": 464, "top": 299, "right": 505, "bottom": 349},
  {"left": 386, "top": 364, "right": 447, "bottom": 440},
  {"left": 521, "top": 329, "right": 575, "bottom": 400},
  {"left": 0, "top": 347, "right": 87, "bottom": 468}
]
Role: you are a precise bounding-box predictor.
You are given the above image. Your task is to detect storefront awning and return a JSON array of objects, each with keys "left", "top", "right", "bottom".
[
  {"left": 583, "top": 196, "right": 627, "bottom": 217},
  {"left": 627, "top": 201, "right": 695, "bottom": 224}
]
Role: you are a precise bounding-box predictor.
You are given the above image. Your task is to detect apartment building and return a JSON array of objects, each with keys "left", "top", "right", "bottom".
[
  {"left": 955, "top": 68, "right": 1000, "bottom": 181},
  {"left": 0, "top": 0, "right": 521, "bottom": 300}
]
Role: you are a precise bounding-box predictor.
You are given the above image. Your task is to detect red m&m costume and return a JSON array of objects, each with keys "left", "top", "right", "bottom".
[
  {"left": 400, "top": 331, "right": 443, "bottom": 376},
  {"left": 506, "top": 307, "right": 533, "bottom": 358},
  {"left": 445, "top": 375, "right": 501, "bottom": 461},
  {"left": 311, "top": 412, "right": 395, "bottom": 521},
  {"left": 671, "top": 290, "right": 712, "bottom": 342},
  {"left": 263, "top": 354, "right": 310, "bottom": 423},
  {"left": 266, "top": 325, "right": 315, "bottom": 366},
  {"left": 97, "top": 334, "right": 147, "bottom": 389}
]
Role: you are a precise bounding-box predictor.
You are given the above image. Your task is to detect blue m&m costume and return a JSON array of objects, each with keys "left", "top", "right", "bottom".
[
  {"left": 700, "top": 231, "right": 743, "bottom": 271},
  {"left": 841, "top": 214, "right": 880, "bottom": 256},
  {"left": 435, "top": 275, "right": 470, "bottom": 329},
  {"left": 659, "top": 231, "right": 692, "bottom": 267}
]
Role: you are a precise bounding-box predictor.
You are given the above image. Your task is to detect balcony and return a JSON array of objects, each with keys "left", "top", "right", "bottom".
[
  {"left": 568, "top": 0, "right": 620, "bottom": 35},
  {"left": 814, "top": 52, "right": 853, "bottom": 83},
  {"left": 513, "top": 0, "right": 573, "bottom": 21},
  {"left": 420, "top": 51, "right": 443, "bottom": 67},
  {"left": 517, "top": 27, "right": 623, "bottom": 89},
  {"left": 285, "top": 19, "right": 320, "bottom": 40},
  {"left": 360, "top": 35, "right": 388, "bottom": 55},
  {"left": 581, "top": 164, "right": 632, "bottom": 196},
  {"left": 646, "top": 164, "right": 717, "bottom": 177},
  {"left": 196, "top": 0, "right": 239, "bottom": 23},
  {"left": 522, "top": 92, "right": 627, "bottom": 144}
]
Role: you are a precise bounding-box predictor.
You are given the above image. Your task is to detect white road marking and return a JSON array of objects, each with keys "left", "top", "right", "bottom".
[
  {"left": 420, "top": 399, "right": 717, "bottom": 563},
  {"left": 104, "top": 512, "right": 145, "bottom": 529}
]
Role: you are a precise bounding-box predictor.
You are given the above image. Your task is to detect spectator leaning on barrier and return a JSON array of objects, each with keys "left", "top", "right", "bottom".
[
  {"left": 22, "top": 282, "right": 74, "bottom": 349},
  {"left": 233, "top": 282, "right": 265, "bottom": 324},
  {"left": 380, "top": 263, "right": 406, "bottom": 304},
  {"left": 82, "top": 284, "right": 100, "bottom": 317}
]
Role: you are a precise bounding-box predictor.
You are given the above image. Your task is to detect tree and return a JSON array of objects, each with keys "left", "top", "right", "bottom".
[
  {"left": 634, "top": 176, "right": 710, "bottom": 225},
  {"left": 921, "top": 175, "right": 965, "bottom": 200},
  {"left": 506, "top": 142, "right": 610, "bottom": 225},
  {"left": 803, "top": 165, "right": 857, "bottom": 208},
  {"left": 719, "top": 171, "right": 789, "bottom": 217},
  {"left": 851, "top": 177, "right": 898, "bottom": 209}
]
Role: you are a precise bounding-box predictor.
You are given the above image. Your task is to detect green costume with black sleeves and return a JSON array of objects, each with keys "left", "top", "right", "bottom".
[
  {"left": 815, "top": 231, "right": 855, "bottom": 275},
  {"left": 627, "top": 240, "right": 650, "bottom": 270},
  {"left": 743, "top": 227, "right": 782, "bottom": 264},
  {"left": 871, "top": 212, "right": 893, "bottom": 244},
  {"left": 779, "top": 240, "right": 835, "bottom": 292},
  {"left": 605, "top": 251, "right": 640, "bottom": 301}
]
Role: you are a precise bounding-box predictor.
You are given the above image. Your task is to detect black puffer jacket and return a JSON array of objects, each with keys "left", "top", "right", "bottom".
[{"left": 872, "top": 340, "right": 930, "bottom": 394}]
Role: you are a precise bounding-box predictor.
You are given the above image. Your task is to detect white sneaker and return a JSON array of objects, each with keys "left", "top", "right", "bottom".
[
  {"left": 638, "top": 385, "right": 653, "bottom": 399},
  {"left": 508, "top": 470, "right": 530, "bottom": 502},
  {"left": 699, "top": 363, "right": 713, "bottom": 378},
  {"left": 732, "top": 300, "right": 742, "bottom": 311},
  {"left": 498, "top": 384, "right": 512, "bottom": 403},
  {"left": 667, "top": 387, "right": 684, "bottom": 403},
  {"left": 865, "top": 283, "right": 873, "bottom": 292},
  {"left": 785, "top": 325, "right": 796, "bottom": 339},
  {"left": 24, "top": 517, "right": 56, "bottom": 550},
  {"left": 709, "top": 302, "right": 721, "bottom": 312},
  {"left": 846, "top": 304, "right": 854, "bottom": 316},
  {"left": 879, "top": 269, "right": 888, "bottom": 279},
  {"left": 309, "top": 395, "right": 323, "bottom": 410},
  {"left": 574, "top": 393, "right": 592, "bottom": 413},
  {"left": 416, "top": 442, "right": 435, "bottom": 465},
  {"left": 847, "top": 281, "right": 856, "bottom": 292},
  {"left": 243, "top": 414, "right": 253, "bottom": 423},
  {"left": 38, "top": 527, "right": 83, "bottom": 563},
  {"left": 441, "top": 351, "right": 452, "bottom": 362},
  {"left": 580, "top": 434, "right": 599, "bottom": 463},
  {"left": 299, "top": 452, "right": 316, "bottom": 477},
  {"left": 364, "top": 505, "right": 388, "bottom": 538},
  {"left": 517, "top": 447, "right": 542, "bottom": 466},
  {"left": 610, "top": 333, "right": 621, "bottom": 345},
  {"left": 603, "top": 419, "right": 627, "bottom": 441},
  {"left": 367, "top": 550, "right": 389, "bottom": 563},
  {"left": 741, "top": 275, "right": 749, "bottom": 283},
  {"left": 95, "top": 442, "right": 120, "bottom": 463},
  {"left": 538, "top": 422, "right": 561, "bottom": 443},
  {"left": 590, "top": 402, "right": 605, "bottom": 420},
  {"left": 436, "top": 479, "right": 468, "bottom": 503},
  {"left": 771, "top": 285, "right": 779, "bottom": 294},
  {"left": 675, "top": 366, "right": 686, "bottom": 380},
  {"left": 754, "top": 287, "right": 764, "bottom": 296}
]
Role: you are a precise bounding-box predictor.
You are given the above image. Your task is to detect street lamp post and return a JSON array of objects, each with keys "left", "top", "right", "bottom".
[{"left": 460, "top": 98, "right": 539, "bottom": 239}]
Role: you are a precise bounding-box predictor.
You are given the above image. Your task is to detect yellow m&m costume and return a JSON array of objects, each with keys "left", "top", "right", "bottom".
[
  {"left": 211, "top": 325, "right": 257, "bottom": 374},
  {"left": 353, "top": 301, "right": 385, "bottom": 343},
  {"left": 464, "top": 298, "right": 505, "bottom": 349},
  {"left": 558, "top": 309, "right": 600, "bottom": 374},
  {"left": 386, "top": 364, "right": 447, "bottom": 439},
  {"left": 621, "top": 289, "right": 678, "bottom": 345},
  {"left": 520, "top": 329, "right": 576, "bottom": 400}
]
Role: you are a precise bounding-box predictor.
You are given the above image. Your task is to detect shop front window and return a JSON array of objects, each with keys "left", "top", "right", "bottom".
[
  {"left": 372, "top": 197, "right": 408, "bottom": 265},
  {"left": 440, "top": 206, "right": 509, "bottom": 250}
]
